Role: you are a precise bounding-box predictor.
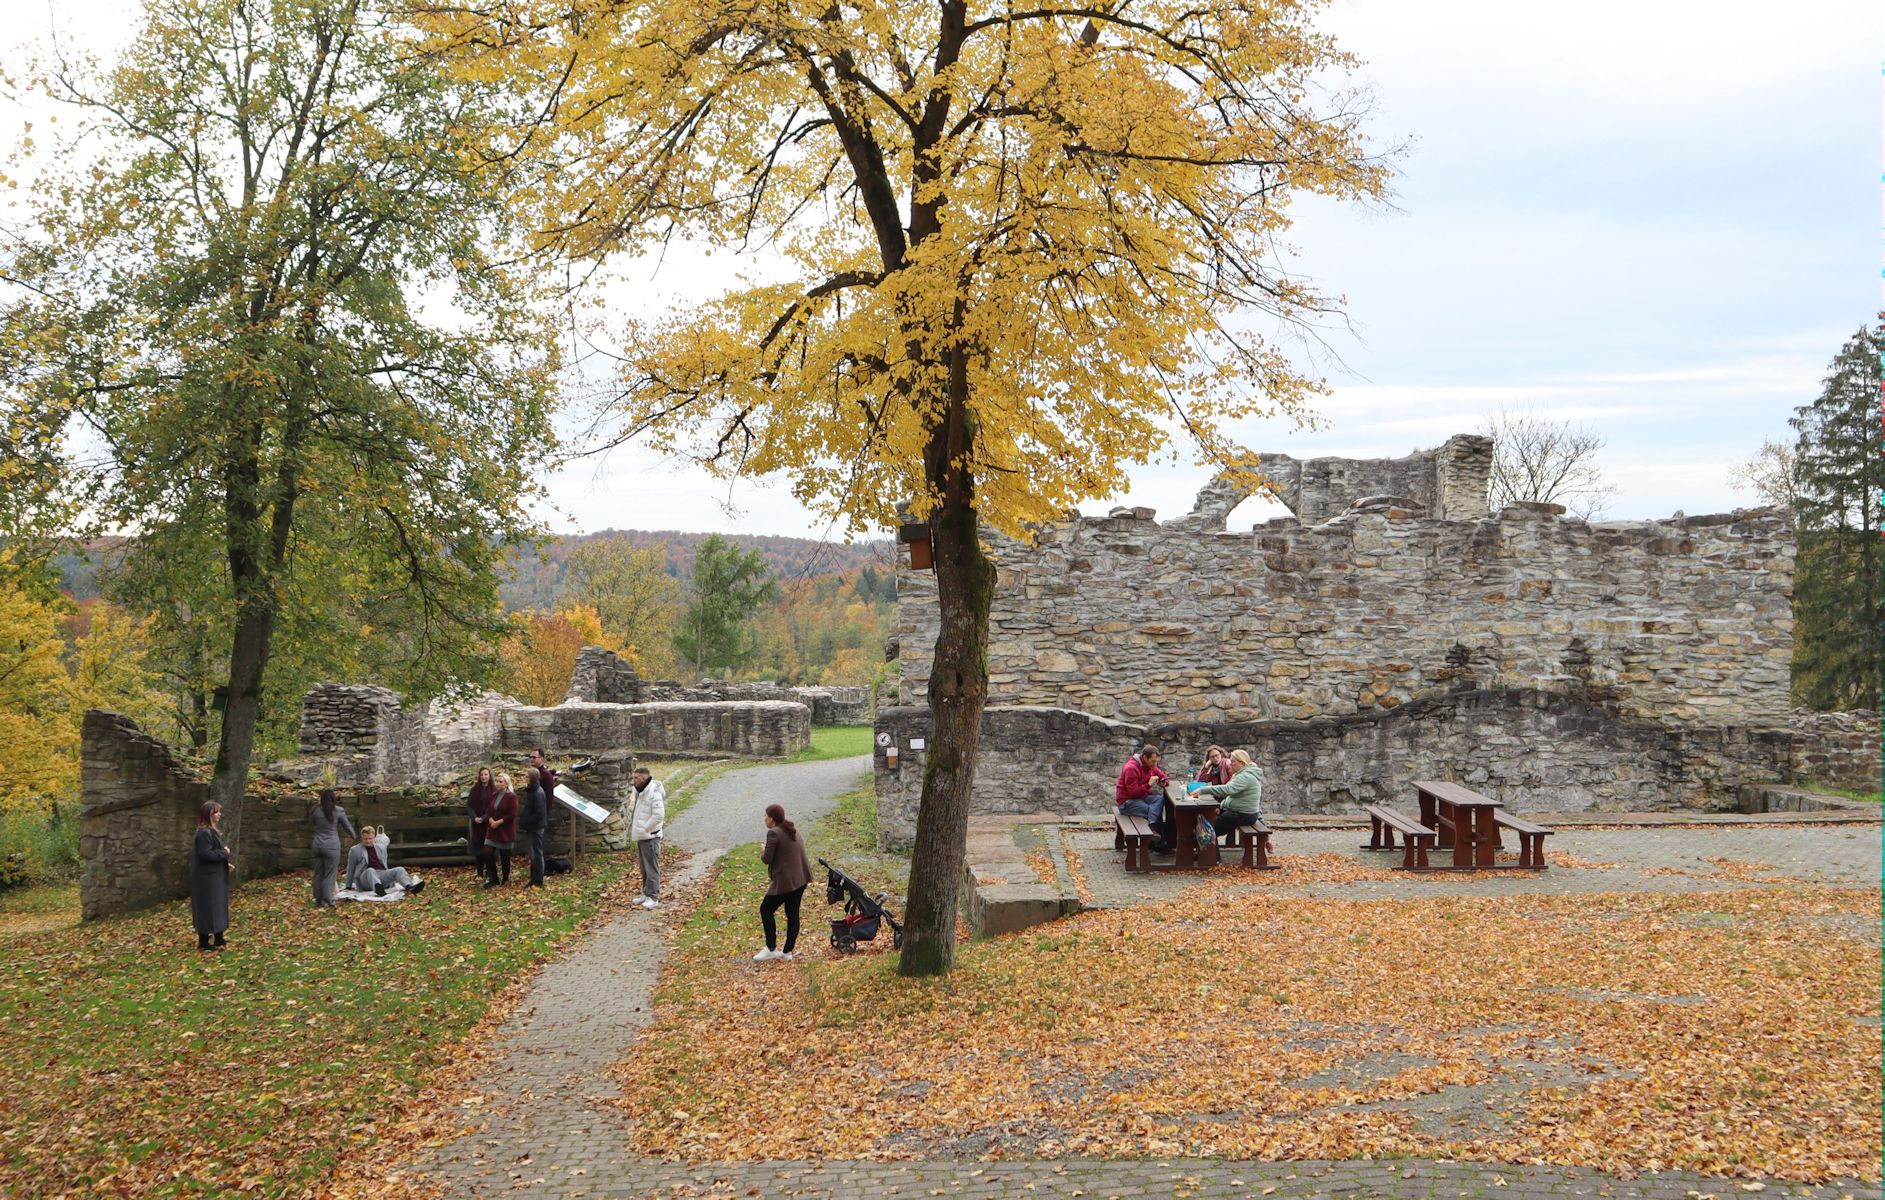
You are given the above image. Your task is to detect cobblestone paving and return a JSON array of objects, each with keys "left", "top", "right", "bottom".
[
  {"left": 414, "top": 803, "right": 1881, "bottom": 1200},
  {"left": 1071, "top": 824, "right": 1883, "bottom": 910}
]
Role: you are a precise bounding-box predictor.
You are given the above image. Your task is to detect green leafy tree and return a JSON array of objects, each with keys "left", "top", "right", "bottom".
[
  {"left": 674, "top": 535, "right": 780, "bottom": 679},
  {"left": 1789, "top": 324, "right": 1882, "bottom": 711},
  {"left": 561, "top": 536, "right": 686, "bottom": 679},
  {"left": 0, "top": 0, "right": 559, "bottom": 811}
]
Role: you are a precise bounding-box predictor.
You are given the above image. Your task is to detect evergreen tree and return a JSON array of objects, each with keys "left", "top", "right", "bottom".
[
  {"left": 673, "top": 536, "right": 779, "bottom": 679},
  {"left": 1789, "top": 323, "right": 1882, "bottom": 711}
]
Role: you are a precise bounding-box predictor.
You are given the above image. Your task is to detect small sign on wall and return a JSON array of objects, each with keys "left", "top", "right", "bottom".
[{"left": 909, "top": 738, "right": 925, "bottom": 750}]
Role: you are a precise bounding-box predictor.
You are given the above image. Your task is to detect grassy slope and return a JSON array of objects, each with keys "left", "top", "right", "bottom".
[
  {"left": 0, "top": 861, "right": 627, "bottom": 1199},
  {"left": 0, "top": 755, "right": 747, "bottom": 1199},
  {"left": 791, "top": 725, "right": 876, "bottom": 763}
]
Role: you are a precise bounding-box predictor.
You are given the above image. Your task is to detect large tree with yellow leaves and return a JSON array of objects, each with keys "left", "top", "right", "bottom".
[{"left": 427, "top": 0, "right": 1386, "bottom": 974}]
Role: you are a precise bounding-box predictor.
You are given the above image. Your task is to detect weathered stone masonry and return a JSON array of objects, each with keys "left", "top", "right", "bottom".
[
  {"left": 879, "top": 436, "right": 1808, "bottom": 841},
  {"left": 898, "top": 500, "right": 1794, "bottom": 730},
  {"left": 82, "top": 651, "right": 817, "bottom": 919}
]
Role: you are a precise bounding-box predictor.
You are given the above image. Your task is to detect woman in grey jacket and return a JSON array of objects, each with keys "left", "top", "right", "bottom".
[
  {"left": 308, "top": 789, "right": 356, "bottom": 908},
  {"left": 1198, "top": 749, "right": 1267, "bottom": 849}
]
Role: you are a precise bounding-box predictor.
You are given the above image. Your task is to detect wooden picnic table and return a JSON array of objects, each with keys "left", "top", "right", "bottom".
[
  {"left": 1162, "top": 782, "right": 1222, "bottom": 870},
  {"left": 1411, "top": 779, "right": 1504, "bottom": 869}
]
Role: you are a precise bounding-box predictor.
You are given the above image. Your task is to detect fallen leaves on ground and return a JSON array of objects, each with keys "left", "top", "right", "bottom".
[
  {"left": 0, "top": 861, "right": 623, "bottom": 1199},
  {"left": 611, "top": 862, "right": 1881, "bottom": 1183}
]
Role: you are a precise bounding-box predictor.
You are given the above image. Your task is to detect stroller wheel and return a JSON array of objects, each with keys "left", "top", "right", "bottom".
[{"left": 836, "top": 934, "right": 858, "bottom": 955}]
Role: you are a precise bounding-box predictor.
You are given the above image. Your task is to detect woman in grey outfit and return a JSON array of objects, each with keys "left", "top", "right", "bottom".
[
  {"left": 191, "top": 800, "right": 233, "bottom": 950},
  {"left": 308, "top": 789, "right": 356, "bottom": 908}
]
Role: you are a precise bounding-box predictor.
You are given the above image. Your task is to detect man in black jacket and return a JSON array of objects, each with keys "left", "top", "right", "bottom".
[{"left": 520, "top": 766, "right": 549, "bottom": 888}]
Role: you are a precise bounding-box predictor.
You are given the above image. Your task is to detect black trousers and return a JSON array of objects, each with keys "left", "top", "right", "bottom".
[
  {"left": 524, "top": 829, "right": 546, "bottom": 886},
  {"left": 485, "top": 846, "right": 512, "bottom": 883},
  {"left": 760, "top": 885, "right": 807, "bottom": 952},
  {"left": 1216, "top": 809, "right": 1264, "bottom": 842}
]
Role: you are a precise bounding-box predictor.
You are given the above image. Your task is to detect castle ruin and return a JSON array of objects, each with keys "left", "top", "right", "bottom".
[{"left": 870, "top": 435, "right": 1857, "bottom": 847}]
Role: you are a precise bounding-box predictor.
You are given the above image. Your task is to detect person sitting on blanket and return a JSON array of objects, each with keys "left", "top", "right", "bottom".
[
  {"left": 346, "top": 826, "right": 425, "bottom": 897},
  {"left": 1196, "top": 749, "right": 1266, "bottom": 848},
  {"left": 1115, "top": 744, "right": 1173, "bottom": 854}
]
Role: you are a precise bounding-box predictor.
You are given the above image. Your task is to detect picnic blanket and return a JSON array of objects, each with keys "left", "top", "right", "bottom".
[{"left": 334, "top": 885, "right": 410, "bottom": 903}]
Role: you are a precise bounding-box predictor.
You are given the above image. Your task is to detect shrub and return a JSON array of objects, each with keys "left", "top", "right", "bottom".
[{"left": 0, "top": 805, "right": 80, "bottom": 889}]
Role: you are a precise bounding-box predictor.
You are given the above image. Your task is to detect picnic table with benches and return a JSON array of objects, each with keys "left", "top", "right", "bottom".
[
  {"left": 1361, "top": 779, "right": 1553, "bottom": 871},
  {"left": 1114, "top": 782, "right": 1278, "bottom": 872}
]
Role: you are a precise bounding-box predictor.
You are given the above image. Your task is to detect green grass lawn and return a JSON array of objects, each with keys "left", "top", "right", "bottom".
[
  {"left": 792, "top": 724, "right": 876, "bottom": 762},
  {"left": 0, "top": 859, "right": 625, "bottom": 1199}
]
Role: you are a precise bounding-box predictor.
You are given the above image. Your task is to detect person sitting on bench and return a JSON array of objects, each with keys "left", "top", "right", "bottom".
[
  {"left": 346, "top": 826, "right": 425, "bottom": 897},
  {"left": 1115, "top": 744, "right": 1173, "bottom": 853},
  {"left": 1196, "top": 749, "right": 1265, "bottom": 845}
]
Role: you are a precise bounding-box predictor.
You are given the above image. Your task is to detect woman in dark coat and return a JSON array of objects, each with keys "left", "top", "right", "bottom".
[
  {"left": 466, "top": 766, "right": 497, "bottom": 880},
  {"left": 754, "top": 803, "right": 813, "bottom": 961},
  {"left": 191, "top": 801, "right": 232, "bottom": 951}
]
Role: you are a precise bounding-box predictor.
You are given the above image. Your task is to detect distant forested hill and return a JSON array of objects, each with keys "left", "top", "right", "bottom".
[
  {"left": 499, "top": 530, "right": 894, "bottom": 612},
  {"left": 55, "top": 530, "right": 891, "bottom": 612}
]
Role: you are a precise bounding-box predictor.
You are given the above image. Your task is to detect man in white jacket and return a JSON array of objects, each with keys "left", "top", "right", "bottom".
[{"left": 629, "top": 767, "right": 666, "bottom": 909}]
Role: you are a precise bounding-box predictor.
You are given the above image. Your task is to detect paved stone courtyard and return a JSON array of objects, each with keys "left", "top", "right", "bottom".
[
  {"left": 413, "top": 770, "right": 1881, "bottom": 1200},
  {"left": 1066, "top": 822, "right": 1883, "bottom": 909}
]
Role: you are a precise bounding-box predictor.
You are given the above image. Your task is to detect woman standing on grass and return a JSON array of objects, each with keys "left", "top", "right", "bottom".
[
  {"left": 754, "top": 803, "right": 813, "bottom": 962},
  {"left": 309, "top": 789, "right": 355, "bottom": 908},
  {"left": 484, "top": 772, "right": 518, "bottom": 888},
  {"left": 191, "top": 801, "right": 232, "bottom": 950},
  {"left": 466, "top": 766, "right": 497, "bottom": 882}
]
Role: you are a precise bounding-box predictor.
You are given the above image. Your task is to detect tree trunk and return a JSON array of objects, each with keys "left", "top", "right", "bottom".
[
  {"left": 210, "top": 597, "right": 277, "bottom": 816},
  {"left": 897, "top": 347, "right": 994, "bottom": 978}
]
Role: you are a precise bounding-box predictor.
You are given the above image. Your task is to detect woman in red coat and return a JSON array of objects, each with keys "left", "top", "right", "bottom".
[
  {"left": 466, "top": 766, "right": 497, "bottom": 882},
  {"left": 484, "top": 772, "right": 519, "bottom": 888}
]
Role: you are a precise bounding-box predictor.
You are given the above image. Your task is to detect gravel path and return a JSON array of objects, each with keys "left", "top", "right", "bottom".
[
  {"left": 414, "top": 755, "right": 869, "bottom": 1198},
  {"left": 665, "top": 755, "right": 870, "bottom": 855}
]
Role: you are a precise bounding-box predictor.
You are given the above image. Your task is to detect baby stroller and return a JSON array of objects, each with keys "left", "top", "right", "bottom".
[{"left": 820, "top": 858, "right": 905, "bottom": 954}]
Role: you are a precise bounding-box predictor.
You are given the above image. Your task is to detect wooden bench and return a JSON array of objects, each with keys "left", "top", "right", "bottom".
[
  {"left": 1219, "top": 820, "right": 1278, "bottom": 870},
  {"left": 380, "top": 815, "right": 479, "bottom": 868},
  {"left": 1114, "top": 812, "right": 1157, "bottom": 872},
  {"left": 1493, "top": 810, "right": 1554, "bottom": 869},
  {"left": 1360, "top": 804, "right": 1437, "bottom": 871}
]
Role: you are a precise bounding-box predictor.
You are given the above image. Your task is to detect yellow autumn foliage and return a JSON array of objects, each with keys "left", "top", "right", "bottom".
[
  {"left": 0, "top": 580, "right": 72, "bottom": 815},
  {"left": 420, "top": 0, "right": 1388, "bottom": 535},
  {"left": 497, "top": 604, "right": 630, "bottom": 706}
]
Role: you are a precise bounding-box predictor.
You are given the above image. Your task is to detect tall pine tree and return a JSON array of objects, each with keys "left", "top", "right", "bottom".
[{"left": 1789, "top": 323, "right": 1882, "bottom": 711}]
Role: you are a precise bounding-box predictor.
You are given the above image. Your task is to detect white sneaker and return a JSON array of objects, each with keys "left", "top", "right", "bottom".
[
  {"left": 778, "top": 951, "right": 795, "bottom": 961},
  {"left": 638, "top": 897, "right": 658, "bottom": 910},
  {"left": 753, "top": 948, "right": 781, "bottom": 961}
]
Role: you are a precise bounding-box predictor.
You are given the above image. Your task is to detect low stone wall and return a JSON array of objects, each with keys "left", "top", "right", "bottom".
[
  {"left": 872, "top": 691, "right": 1793, "bottom": 849},
  {"left": 501, "top": 701, "right": 810, "bottom": 759},
  {"left": 81, "top": 710, "right": 486, "bottom": 921},
  {"left": 1789, "top": 709, "right": 1881, "bottom": 794},
  {"left": 641, "top": 679, "right": 873, "bottom": 725}
]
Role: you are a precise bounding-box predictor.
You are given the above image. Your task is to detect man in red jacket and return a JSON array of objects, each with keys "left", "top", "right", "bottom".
[{"left": 1116, "top": 744, "right": 1173, "bottom": 853}]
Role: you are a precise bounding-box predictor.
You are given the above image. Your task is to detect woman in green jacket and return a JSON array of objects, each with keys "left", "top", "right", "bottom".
[{"left": 1199, "top": 749, "right": 1266, "bottom": 848}]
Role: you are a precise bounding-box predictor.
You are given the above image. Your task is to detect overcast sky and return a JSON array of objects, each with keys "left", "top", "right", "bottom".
[{"left": 10, "top": 0, "right": 1877, "bottom": 538}]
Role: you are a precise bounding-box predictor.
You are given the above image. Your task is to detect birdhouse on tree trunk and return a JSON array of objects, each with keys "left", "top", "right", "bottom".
[{"left": 897, "top": 522, "right": 933, "bottom": 571}]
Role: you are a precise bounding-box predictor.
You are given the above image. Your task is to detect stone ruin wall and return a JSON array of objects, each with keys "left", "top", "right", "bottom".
[
  {"left": 80, "top": 649, "right": 820, "bottom": 920},
  {"left": 896, "top": 494, "right": 1793, "bottom": 734},
  {"left": 871, "top": 694, "right": 1797, "bottom": 849},
  {"left": 80, "top": 710, "right": 508, "bottom": 921},
  {"left": 882, "top": 436, "right": 1800, "bottom": 837},
  {"left": 1789, "top": 709, "right": 1882, "bottom": 795},
  {"left": 567, "top": 645, "right": 876, "bottom": 725}
]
